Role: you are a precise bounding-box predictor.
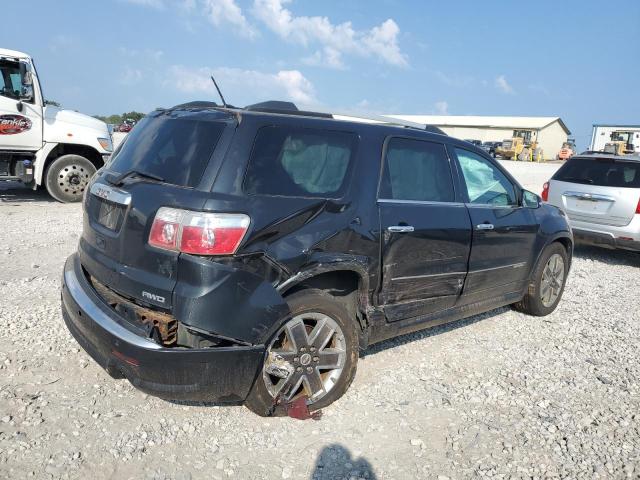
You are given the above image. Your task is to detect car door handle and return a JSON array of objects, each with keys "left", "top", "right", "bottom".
[
  {"left": 476, "top": 223, "right": 494, "bottom": 230},
  {"left": 387, "top": 225, "right": 415, "bottom": 233}
]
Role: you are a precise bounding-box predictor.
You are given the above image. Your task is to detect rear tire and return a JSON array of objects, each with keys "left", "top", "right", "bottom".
[
  {"left": 245, "top": 289, "right": 359, "bottom": 417},
  {"left": 512, "top": 242, "right": 568, "bottom": 316},
  {"left": 45, "top": 154, "right": 96, "bottom": 203}
]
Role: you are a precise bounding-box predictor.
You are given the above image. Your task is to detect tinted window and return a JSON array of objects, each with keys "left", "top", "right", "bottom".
[
  {"left": 108, "top": 116, "right": 226, "bottom": 187},
  {"left": 379, "top": 138, "right": 454, "bottom": 202},
  {"left": 456, "top": 148, "right": 517, "bottom": 206},
  {"left": 244, "top": 126, "right": 356, "bottom": 198},
  {"left": 553, "top": 157, "right": 640, "bottom": 188},
  {"left": 0, "top": 60, "right": 21, "bottom": 99}
]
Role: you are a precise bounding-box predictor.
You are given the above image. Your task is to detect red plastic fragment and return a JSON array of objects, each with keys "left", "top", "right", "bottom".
[{"left": 283, "top": 395, "right": 322, "bottom": 421}]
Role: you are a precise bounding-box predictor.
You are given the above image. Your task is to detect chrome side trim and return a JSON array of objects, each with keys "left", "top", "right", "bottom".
[
  {"left": 393, "top": 271, "right": 466, "bottom": 281},
  {"left": 90, "top": 182, "right": 132, "bottom": 206},
  {"left": 562, "top": 191, "right": 615, "bottom": 202},
  {"left": 377, "top": 199, "right": 465, "bottom": 207},
  {"left": 469, "top": 262, "right": 527, "bottom": 274},
  {"left": 64, "top": 266, "right": 162, "bottom": 350}
]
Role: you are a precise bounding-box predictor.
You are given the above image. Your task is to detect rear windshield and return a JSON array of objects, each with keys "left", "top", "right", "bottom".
[
  {"left": 244, "top": 126, "right": 357, "bottom": 198},
  {"left": 108, "top": 116, "right": 226, "bottom": 187},
  {"left": 553, "top": 157, "right": 640, "bottom": 188}
]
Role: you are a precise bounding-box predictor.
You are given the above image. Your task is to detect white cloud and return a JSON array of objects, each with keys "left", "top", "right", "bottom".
[
  {"left": 252, "top": 0, "right": 408, "bottom": 67},
  {"left": 495, "top": 75, "right": 515, "bottom": 94},
  {"left": 167, "top": 65, "right": 316, "bottom": 105},
  {"left": 434, "top": 101, "right": 449, "bottom": 115},
  {"left": 202, "top": 0, "right": 258, "bottom": 38},
  {"left": 119, "top": 67, "right": 144, "bottom": 85},
  {"left": 302, "top": 47, "right": 345, "bottom": 69}
]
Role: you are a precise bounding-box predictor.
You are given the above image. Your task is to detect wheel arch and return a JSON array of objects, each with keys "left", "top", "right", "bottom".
[
  {"left": 44, "top": 143, "right": 104, "bottom": 173},
  {"left": 277, "top": 264, "right": 371, "bottom": 339}
]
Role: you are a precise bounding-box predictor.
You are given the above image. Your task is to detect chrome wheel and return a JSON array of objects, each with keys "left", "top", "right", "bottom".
[
  {"left": 263, "top": 312, "right": 346, "bottom": 404},
  {"left": 540, "top": 253, "right": 565, "bottom": 307},
  {"left": 58, "top": 164, "right": 91, "bottom": 198}
]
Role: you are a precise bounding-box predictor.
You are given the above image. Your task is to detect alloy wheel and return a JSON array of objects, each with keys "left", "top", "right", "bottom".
[
  {"left": 540, "top": 253, "right": 565, "bottom": 307},
  {"left": 263, "top": 312, "right": 346, "bottom": 404}
]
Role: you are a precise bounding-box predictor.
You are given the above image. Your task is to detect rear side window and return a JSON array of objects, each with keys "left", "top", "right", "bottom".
[
  {"left": 108, "top": 116, "right": 226, "bottom": 187},
  {"left": 244, "top": 126, "right": 357, "bottom": 198},
  {"left": 379, "top": 138, "right": 455, "bottom": 202},
  {"left": 553, "top": 157, "right": 640, "bottom": 188}
]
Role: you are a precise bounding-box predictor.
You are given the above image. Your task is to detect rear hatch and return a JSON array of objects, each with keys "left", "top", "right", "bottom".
[
  {"left": 548, "top": 156, "right": 640, "bottom": 227},
  {"left": 78, "top": 108, "right": 233, "bottom": 310}
]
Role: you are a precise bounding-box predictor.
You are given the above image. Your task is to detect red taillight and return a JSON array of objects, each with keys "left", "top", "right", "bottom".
[
  {"left": 636, "top": 197, "right": 640, "bottom": 214},
  {"left": 541, "top": 182, "right": 550, "bottom": 202},
  {"left": 149, "top": 207, "right": 250, "bottom": 256}
]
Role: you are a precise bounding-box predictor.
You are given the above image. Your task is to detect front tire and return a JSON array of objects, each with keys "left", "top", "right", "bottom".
[
  {"left": 245, "top": 289, "right": 359, "bottom": 417},
  {"left": 45, "top": 154, "right": 96, "bottom": 203},
  {"left": 513, "top": 242, "right": 568, "bottom": 316}
]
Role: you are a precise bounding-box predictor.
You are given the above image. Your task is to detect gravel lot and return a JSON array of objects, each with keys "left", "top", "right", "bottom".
[{"left": 1, "top": 161, "right": 639, "bottom": 480}]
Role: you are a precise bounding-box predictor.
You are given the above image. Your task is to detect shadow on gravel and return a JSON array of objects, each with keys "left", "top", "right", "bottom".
[
  {"left": 573, "top": 244, "right": 640, "bottom": 268},
  {"left": 0, "top": 182, "right": 56, "bottom": 203},
  {"left": 310, "top": 444, "right": 377, "bottom": 480},
  {"left": 364, "top": 307, "right": 507, "bottom": 357}
]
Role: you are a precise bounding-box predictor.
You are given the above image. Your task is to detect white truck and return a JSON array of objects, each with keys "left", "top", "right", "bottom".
[{"left": 0, "top": 48, "right": 112, "bottom": 202}]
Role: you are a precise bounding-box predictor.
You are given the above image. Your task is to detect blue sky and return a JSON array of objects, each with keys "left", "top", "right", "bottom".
[{"left": 2, "top": 0, "right": 638, "bottom": 148}]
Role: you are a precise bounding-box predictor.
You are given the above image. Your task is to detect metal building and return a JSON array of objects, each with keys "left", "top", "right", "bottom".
[{"left": 386, "top": 115, "right": 571, "bottom": 160}]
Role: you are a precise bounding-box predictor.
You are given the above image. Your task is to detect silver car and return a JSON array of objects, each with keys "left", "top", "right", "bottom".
[{"left": 543, "top": 153, "right": 640, "bottom": 252}]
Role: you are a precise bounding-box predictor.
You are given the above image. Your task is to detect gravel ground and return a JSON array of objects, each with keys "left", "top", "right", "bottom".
[{"left": 1, "top": 162, "right": 639, "bottom": 480}]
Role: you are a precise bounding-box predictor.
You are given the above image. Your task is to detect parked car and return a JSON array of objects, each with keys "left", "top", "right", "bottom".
[
  {"left": 61, "top": 101, "right": 573, "bottom": 416},
  {"left": 481, "top": 141, "right": 501, "bottom": 157},
  {"left": 543, "top": 153, "right": 640, "bottom": 251}
]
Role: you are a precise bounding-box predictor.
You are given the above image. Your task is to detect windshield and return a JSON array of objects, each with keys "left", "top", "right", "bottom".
[
  {"left": 553, "top": 157, "right": 640, "bottom": 188},
  {"left": 107, "top": 115, "right": 227, "bottom": 187}
]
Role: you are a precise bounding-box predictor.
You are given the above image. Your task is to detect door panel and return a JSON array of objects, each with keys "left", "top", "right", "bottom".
[
  {"left": 452, "top": 147, "right": 538, "bottom": 301},
  {"left": 463, "top": 205, "right": 537, "bottom": 297},
  {"left": 377, "top": 137, "right": 472, "bottom": 322},
  {"left": 379, "top": 202, "right": 471, "bottom": 321}
]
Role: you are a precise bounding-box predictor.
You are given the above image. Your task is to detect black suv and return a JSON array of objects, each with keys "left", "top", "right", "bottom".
[{"left": 61, "top": 101, "right": 573, "bottom": 416}]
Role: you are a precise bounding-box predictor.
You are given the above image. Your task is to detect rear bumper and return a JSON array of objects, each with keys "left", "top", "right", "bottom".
[
  {"left": 572, "top": 228, "right": 640, "bottom": 252},
  {"left": 61, "top": 253, "right": 265, "bottom": 402},
  {"left": 567, "top": 215, "right": 640, "bottom": 252}
]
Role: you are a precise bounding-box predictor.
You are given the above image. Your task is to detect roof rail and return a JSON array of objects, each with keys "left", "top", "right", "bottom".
[{"left": 244, "top": 100, "right": 332, "bottom": 118}]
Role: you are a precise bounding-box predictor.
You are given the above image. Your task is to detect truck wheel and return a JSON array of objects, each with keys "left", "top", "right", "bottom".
[
  {"left": 512, "top": 242, "right": 568, "bottom": 316},
  {"left": 245, "top": 289, "right": 359, "bottom": 417},
  {"left": 45, "top": 154, "right": 96, "bottom": 203}
]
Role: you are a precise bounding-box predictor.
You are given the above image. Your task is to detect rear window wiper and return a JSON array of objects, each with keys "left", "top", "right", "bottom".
[
  {"left": 556, "top": 176, "right": 593, "bottom": 184},
  {"left": 107, "top": 169, "right": 165, "bottom": 186}
]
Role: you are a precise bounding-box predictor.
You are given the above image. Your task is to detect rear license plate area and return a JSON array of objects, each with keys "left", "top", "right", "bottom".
[{"left": 91, "top": 197, "right": 126, "bottom": 231}]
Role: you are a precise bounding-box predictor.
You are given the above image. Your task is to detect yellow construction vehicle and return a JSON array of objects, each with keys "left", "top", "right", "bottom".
[
  {"left": 603, "top": 131, "right": 637, "bottom": 155},
  {"left": 495, "top": 137, "right": 543, "bottom": 161}
]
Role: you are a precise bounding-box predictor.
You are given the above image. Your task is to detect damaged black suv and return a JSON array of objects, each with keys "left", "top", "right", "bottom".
[{"left": 61, "top": 101, "right": 573, "bottom": 416}]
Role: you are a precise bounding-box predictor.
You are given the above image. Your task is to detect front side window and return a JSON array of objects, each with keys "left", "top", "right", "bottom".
[
  {"left": 455, "top": 148, "right": 517, "bottom": 206},
  {"left": 0, "top": 60, "right": 22, "bottom": 99},
  {"left": 379, "top": 138, "right": 455, "bottom": 202},
  {"left": 244, "top": 126, "right": 357, "bottom": 198}
]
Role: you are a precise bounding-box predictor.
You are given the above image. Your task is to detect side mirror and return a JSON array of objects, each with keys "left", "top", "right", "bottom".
[{"left": 522, "top": 190, "right": 541, "bottom": 208}]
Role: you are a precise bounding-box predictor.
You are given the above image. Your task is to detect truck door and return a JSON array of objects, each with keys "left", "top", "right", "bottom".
[
  {"left": 378, "top": 137, "right": 472, "bottom": 322},
  {"left": 0, "top": 58, "right": 43, "bottom": 151}
]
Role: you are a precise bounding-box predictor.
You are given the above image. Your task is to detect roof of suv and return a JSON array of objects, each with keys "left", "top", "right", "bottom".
[
  {"left": 573, "top": 153, "right": 640, "bottom": 163},
  {"left": 162, "top": 100, "right": 449, "bottom": 137}
]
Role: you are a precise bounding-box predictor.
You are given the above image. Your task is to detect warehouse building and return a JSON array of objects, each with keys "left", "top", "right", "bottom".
[
  {"left": 385, "top": 115, "right": 571, "bottom": 160},
  {"left": 590, "top": 124, "right": 640, "bottom": 154}
]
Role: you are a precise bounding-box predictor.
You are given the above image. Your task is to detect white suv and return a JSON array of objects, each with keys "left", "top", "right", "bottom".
[{"left": 543, "top": 153, "right": 640, "bottom": 252}]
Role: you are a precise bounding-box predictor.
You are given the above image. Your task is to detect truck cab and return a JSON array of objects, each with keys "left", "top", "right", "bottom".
[{"left": 0, "top": 48, "right": 113, "bottom": 202}]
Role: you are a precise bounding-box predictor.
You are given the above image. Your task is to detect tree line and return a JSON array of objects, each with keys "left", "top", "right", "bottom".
[{"left": 93, "top": 111, "right": 146, "bottom": 125}]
